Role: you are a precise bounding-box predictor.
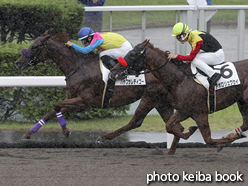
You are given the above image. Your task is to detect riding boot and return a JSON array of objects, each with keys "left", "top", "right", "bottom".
[
  {"left": 208, "top": 72, "right": 222, "bottom": 88},
  {"left": 101, "top": 55, "right": 117, "bottom": 108},
  {"left": 102, "top": 75, "right": 116, "bottom": 109},
  {"left": 101, "top": 55, "right": 117, "bottom": 70},
  {"left": 208, "top": 73, "right": 221, "bottom": 113}
]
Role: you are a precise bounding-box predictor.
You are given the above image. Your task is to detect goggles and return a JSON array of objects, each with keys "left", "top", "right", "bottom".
[
  {"left": 81, "top": 38, "right": 90, "bottom": 47},
  {"left": 176, "top": 34, "right": 182, "bottom": 40}
]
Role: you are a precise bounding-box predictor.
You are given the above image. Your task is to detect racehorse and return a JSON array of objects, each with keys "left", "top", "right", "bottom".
[
  {"left": 15, "top": 31, "right": 197, "bottom": 155},
  {"left": 114, "top": 39, "right": 248, "bottom": 152}
]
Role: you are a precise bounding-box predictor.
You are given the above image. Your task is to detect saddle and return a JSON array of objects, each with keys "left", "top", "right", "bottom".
[
  {"left": 191, "top": 62, "right": 240, "bottom": 114},
  {"left": 101, "top": 56, "right": 144, "bottom": 108}
]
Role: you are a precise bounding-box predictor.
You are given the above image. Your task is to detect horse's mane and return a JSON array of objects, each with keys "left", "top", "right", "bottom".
[
  {"left": 145, "top": 41, "right": 192, "bottom": 75},
  {"left": 51, "top": 33, "right": 71, "bottom": 44},
  {"left": 145, "top": 42, "right": 169, "bottom": 58}
]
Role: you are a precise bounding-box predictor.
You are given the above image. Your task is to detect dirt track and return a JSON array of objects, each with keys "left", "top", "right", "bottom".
[{"left": 0, "top": 146, "right": 247, "bottom": 186}]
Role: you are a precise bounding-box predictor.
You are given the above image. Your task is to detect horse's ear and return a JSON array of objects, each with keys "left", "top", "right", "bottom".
[
  {"left": 144, "top": 39, "right": 150, "bottom": 46},
  {"left": 43, "top": 30, "right": 49, "bottom": 35},
  {"left": 41, "top": 30, "right": 51, "bottom": 38}
]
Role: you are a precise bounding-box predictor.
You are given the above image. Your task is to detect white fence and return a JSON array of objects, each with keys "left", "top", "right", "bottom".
[
  {"left": 85, "top": 5, "right": 248, "bottom": 60},
  {"left": 0, "top": 76, "right": 66, "bottom": 87}
]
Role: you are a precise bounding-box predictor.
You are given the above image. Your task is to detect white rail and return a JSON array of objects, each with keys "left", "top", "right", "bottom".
[{"left": 0, "top": 76, "right": 66, "bottom": 87}]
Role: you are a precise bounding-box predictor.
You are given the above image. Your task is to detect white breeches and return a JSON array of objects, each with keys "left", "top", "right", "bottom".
[
  {"left": 99, "top": 41, "right": 133, "bottom": 59},
  {"left": 191, "top": 49, "right": 225, "bottom": 77}
]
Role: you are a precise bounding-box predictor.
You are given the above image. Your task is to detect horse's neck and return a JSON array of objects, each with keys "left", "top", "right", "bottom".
[
  {"left": 147, "top": 53, "right": 183, "bottom": 87},
  {"left": 51, "top": 46, "right": 85, "bottom": 76},
  {"left": 55, "top": 49, "right": 100, "bottom": 79}
]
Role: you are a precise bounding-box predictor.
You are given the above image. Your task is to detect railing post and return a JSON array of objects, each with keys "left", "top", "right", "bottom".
[
  {"left": 180, "top": 10, "right": 197, "bottom": 55},
  {"left": 238, "top": 9, "right": 245, "bottom": 61},
  {"left": 141, "top": 11, "right": 146, "bottom": 42},
  {"left": 110, "top": 11, "right": 112, "bottom": 32}
]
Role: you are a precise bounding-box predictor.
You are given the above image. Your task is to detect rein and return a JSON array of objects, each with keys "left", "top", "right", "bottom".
[
  {"left": 141, "top": 59, "right": 169, "bottom": 75},
  {"left": 65, "top": 54, "right": 88, "bottom": 81}
]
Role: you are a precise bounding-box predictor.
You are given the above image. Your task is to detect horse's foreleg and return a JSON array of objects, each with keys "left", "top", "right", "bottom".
[
  {"left": 97, "top": 96, "right": 155, "bottom": 142},
  {"left": 53, "top": 97, "right": 85, "bottom": 136},
  {"left": 166, "top": 111, "right": 197, "bottom": 139},
  {"left": 22, "top": 108, "right": 69, "bottom": 140},
  {"left": 165, "top": 110, "right": 198, "bottom": 155},
  {"left": 22, "top": 97, "right": 84, "bottom": 140}
]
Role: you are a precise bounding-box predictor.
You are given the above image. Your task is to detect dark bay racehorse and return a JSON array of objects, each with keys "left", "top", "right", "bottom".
[
  {"left": 114, "top": 39, "right": 248, "bottom": 152},
  {"left": 15, "top": 31, "right": 197, "bottom": 154}
]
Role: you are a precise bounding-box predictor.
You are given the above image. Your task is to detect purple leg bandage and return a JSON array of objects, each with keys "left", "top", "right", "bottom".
[
  {"left": 56, "top": 111, "right": 66, "bottom": 129},
  {"left": 30, "top": 119, "right": 46, "bottom": 134}
]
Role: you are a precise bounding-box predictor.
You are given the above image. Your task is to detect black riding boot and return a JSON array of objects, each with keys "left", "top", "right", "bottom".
[
  {"left": 208, "top": 73, "right": 222, "bottom": 88},
  {"left": 101, "top": 55, "right": 117, "bottom": 70},
  {"left": 101, "top": 55, "right": 117, "bottom": 108}
]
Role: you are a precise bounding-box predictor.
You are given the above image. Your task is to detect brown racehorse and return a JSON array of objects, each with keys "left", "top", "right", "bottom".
[
  {"left": 15, "top": 31, "right": 197, "bottom": 155},
  {"left": 114, "top": 39, "right": 248, "bottom": 152}
]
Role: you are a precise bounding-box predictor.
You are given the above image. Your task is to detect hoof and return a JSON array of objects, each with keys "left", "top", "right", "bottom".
[
  {"left": 240, "top": 133, "right": 247, "bottom": 138},
  {"left": 64, "top": 131, "right": 71, "bottom": 138},
  {"left": 96, "top": 137, "right": 104, "bottom": 143},
  {"left": 217, "top": 144, "right": 225, "bottom": 152},
  {"left": 189, "top": 126, "right": 198, "bottom": 132},
  {"left": 168, "top": 148, "right": 176, "bottom": 155},
  {"left": 21, "top": 134, "right": 31, "bottom": 140}
]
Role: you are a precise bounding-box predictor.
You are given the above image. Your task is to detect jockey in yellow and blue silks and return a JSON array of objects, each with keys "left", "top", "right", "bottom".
[{"left": 65, "top": 27, "right": 133, "bottom": 70}]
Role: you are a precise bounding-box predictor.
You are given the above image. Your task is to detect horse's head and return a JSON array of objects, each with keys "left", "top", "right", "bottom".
[
  {"left": 116, "top": 40, "right": 149, "bottom": 76},
  {"left": 15, "top": 31, "right": 52, "bottom": 70}
]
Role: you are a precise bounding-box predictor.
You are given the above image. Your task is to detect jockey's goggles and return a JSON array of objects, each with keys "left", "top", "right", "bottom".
[
  {"left": 176, "top": 34, "right": 181, "bottom": 40},
  {"left": 82, "top": 38, "right": 88, "bottom": 44},
  {"left": 81, "top": 38, "right": 90, "bottom": 47}
]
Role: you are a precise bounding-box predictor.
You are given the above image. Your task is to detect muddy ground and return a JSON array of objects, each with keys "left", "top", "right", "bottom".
[{"left": 0, "top": 144, "right": 247, "bottom": 186}]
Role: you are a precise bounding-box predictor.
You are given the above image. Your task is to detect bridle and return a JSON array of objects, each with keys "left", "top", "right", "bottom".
[
  {"left": 126, "top": 46, "right": 193, "bottom": 78},
  {"left": 125, "top": 45, "right": 169, "bottom": 76},
  {"left": 21, "top": 36, "right": 86, "bottom": 81},
  {"left": 21, "top": 37, "right": 66, "bottom": 69}
]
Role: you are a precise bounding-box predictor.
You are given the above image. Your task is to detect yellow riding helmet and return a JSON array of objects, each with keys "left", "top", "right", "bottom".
[{"left": 172, "top": 22, "right": 190, "bottom": 36}]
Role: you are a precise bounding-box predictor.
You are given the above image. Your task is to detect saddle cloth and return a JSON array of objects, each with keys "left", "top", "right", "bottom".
[
  {"left": 191, "top": 62, "right": 240, "bottom": 90},
  {"left": 99, "top": 59, "right": 146, "bottom": 86}
]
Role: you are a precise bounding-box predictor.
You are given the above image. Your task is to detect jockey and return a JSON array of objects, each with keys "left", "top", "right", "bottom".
[
  {"left": 65, "top": 27, "right": 133, "bottom": 74},
  {"left": 168, "top": 22, "right": 225, "bottom": 88}
]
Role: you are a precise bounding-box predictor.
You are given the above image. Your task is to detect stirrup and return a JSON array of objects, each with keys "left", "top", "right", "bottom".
[{"left": 209, "top": 73, "right": 222, "bottom": 87}]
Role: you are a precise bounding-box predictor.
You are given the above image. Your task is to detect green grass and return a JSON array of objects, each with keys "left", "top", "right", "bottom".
[{"left": 0, "top": 103, "right": 242, "bottom": 132}]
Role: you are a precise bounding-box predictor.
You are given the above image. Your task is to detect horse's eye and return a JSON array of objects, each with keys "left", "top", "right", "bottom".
[
  {"left": 31, "top": 45, "right": 38, "bottom": 50},
  {"left": 130, "top": 53, "right": 136, "bottom": 57}
]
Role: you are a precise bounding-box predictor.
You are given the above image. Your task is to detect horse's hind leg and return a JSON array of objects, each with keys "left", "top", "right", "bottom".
[
  {"left": 223, "top": 99, "right": 248, "bottom": 139},
  {"left": 193, "top": 113, "right": 243, "bottom": 147}
]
